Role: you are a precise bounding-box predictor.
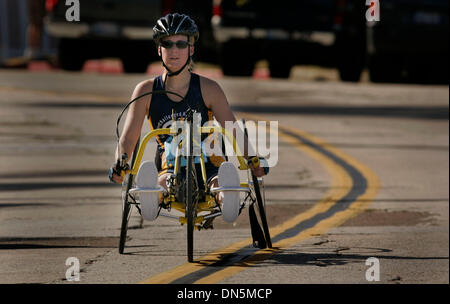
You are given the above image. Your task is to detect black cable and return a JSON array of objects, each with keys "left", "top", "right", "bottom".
[{"left": 115, "top": 90, "right": 185, "bottom": 142}]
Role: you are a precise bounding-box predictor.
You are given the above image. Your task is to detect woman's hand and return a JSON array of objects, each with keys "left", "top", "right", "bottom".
[
  {"left": 249, "top": 164, "right": 266, "bottom": 177},
  {"left": 248, "top": 156, "right": 269, "bottom": 178},
  {"left": 108, "top": 154, "right": 130, "bottom": 184},
  {"left": 109, "top": 168, "right": 129, "bottom": 184}
]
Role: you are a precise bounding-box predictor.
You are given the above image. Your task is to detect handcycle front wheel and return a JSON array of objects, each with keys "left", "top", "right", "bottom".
[
  {"left": 186, "top": 156, "right": 195, "bottom": 262},
  {"left": 185, "top": 136, "right": 201, "bottom": 262},
  {"left": 119, "top": 138, "right": 140, "bottom": 254}
]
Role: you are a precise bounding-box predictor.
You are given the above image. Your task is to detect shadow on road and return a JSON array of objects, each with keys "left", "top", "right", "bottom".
[
  {"left": 195, "top": 246, "right": 448, "bottom": 270},
  {"left": 9, "top": 102, "right": 449, "bottom": 120},
  {"left": 0, "top": 237, "right": 119, "bottom": 250},
  {"left": 0, "top": 182, "right": 116, "bottom": 191},
  {"left": 0, "top": 170, "right": 109, "bottom": 179},
  {"left": 233, "top": 105, "right": 449, "bottom": 120},
  {"left": 262, "top": 247, "right": 449, "bottom": 268}
]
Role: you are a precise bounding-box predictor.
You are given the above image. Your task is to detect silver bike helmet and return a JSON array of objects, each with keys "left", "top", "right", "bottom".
[
  {"left": 153, "top": 13, "right": 199, "bottom": 45},
  {"left": 153, "top": 13, "right": 199, "bottom": 77}
]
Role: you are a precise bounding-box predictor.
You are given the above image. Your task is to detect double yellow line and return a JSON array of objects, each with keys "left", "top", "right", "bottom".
[{"left": 140, "top": 113, "right": 380, "bottom": 284}]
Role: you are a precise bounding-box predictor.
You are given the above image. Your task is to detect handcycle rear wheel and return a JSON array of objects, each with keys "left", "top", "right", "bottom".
[
  {"left": 251, "top": 173, "right": 272, "bottom": 248},
  {"left": 119, "top": 138, "right": 140, "bottom": 254},
  {"left": 242, "top": 119, "right": 272, "bottom": 248}
]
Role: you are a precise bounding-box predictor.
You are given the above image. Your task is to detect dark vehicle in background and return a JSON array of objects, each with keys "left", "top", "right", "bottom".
[
  {"left": 367, "top": 0, "right": 448, "bottom": 84},
  {"left": 44, "top": 0, "right": 215, "bottom": 73},
  {"left": 44, "top": 0, "right": 448, "bottom": 83},
  {"left": 172, "top": 1, "right": 216, "bottom": 64},
  {"left": 211, "top": 0, "right": 367, "bottom": 80},
  {"left": 45, "top": 0, "right": 159, "bottom": 72}
]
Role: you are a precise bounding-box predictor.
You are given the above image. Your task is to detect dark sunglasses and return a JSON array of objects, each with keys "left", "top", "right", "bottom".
[{"left": 160, "top": 40, "right": 191, "bottom": 49}]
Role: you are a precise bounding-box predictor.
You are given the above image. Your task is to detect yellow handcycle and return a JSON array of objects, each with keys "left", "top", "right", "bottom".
[{"left": 114, "top": 91, "right": 272, "bottom": 262}]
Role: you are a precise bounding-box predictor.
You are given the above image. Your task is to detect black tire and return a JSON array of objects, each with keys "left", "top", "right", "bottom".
[
  {"left": 268, "top": 60, "right": 292, "bottom": 79},
  {"left": 120, "top": 41, "right": 154, "bottom": 74},
  {"left": 119, "top": 139, "right": 140, "bottom": 254},
  {"left": 185, "top": 115, "right": 196, "bottom": 263},
  {"left": 338, "top": 65, "right": 363, "bottom": 82},
  {"left": 118, "top": 180, "right": 133, "bottom": 254},
  {"left": 405, "top": 55, "right": 448, "bottom": 85},
  {"left": 251, "top": 173, "right": 272, "bottom": 248},
  {"left": 242, "top": 119, "right": 272, "bottom": 248},
  {"left": 335, "top": 34, "right": 366, "bottom": 82},
  {"left": 267, "top": 49, "right": 292, "bottom": 79},
  {"left": 369, "top": 54, "right": 403, "bottom": 83},
  {"left": 186, "top": 155, "right": 195, "bottom": 262},
  {"left": 121, "top": 56, "right": 151, "bottom": 74},
  {"left": 266, "top": 42, "right": 293, "bottom": 79},
  {"left": 220, "top": 40, "right": 255, "bottom": 77},
  {"left": 58, "top": 39, "right": 85, "bottom": 71}
]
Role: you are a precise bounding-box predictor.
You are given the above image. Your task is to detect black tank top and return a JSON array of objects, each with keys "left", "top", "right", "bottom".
[{"left": 149, "top": 73, "right": 224, "bottom": 172}]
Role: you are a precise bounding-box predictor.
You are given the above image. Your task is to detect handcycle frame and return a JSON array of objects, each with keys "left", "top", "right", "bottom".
[{"left": 116, "top": 92, "right": 272, "bottom": 262}]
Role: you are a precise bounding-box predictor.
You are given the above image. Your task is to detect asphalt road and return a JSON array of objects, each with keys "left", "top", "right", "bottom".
[{"left": 0, "top": 66, "right": 448, "bottom": 284}]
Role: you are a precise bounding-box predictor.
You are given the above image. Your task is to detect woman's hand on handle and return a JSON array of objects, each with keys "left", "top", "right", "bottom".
[
  {"left": 248, "top": 156, "right": 269, "bottom": 178},
  {"left": 108, "top": 154, "right": 130, "bottom": 184}
]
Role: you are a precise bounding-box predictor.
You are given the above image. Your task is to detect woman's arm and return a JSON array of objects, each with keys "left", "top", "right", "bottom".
[
  {"left": 111, "top": 79, "right": 153, "bottom": 183},
  {"left": 200, "top": 77, "right": 266, "bottom": 177}
]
